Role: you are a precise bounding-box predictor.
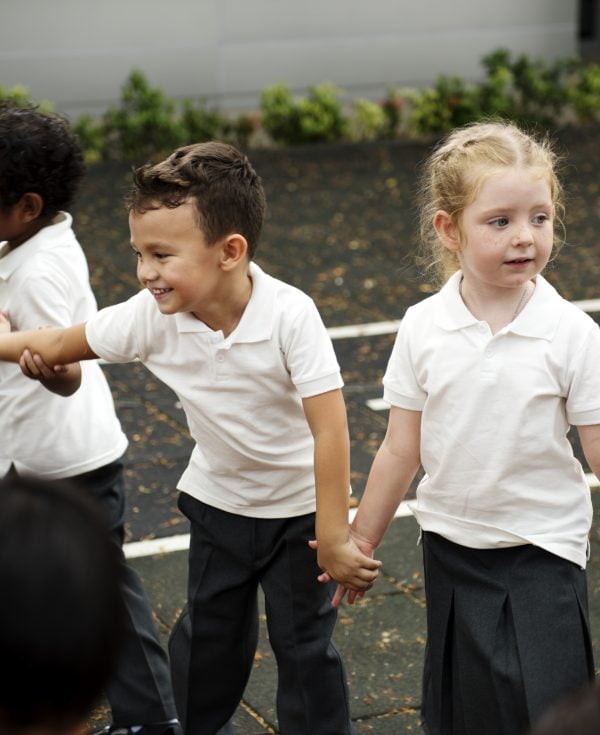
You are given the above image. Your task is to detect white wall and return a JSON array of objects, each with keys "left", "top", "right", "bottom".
[{"left": 0, "top": 0, "right": 579, "bottom": 117}]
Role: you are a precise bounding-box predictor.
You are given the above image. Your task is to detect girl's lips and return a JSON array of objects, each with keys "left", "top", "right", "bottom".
[{"left": 505, "top": 258, "right": 532, "bottom": 266}]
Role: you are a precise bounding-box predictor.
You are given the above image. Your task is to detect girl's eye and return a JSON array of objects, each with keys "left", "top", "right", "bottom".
[
  {"left": 490, "top": 217, "right": 509, "bottom": 228},
  {"left": 532, "top": 214, "right": 549, "bottom": 225}
]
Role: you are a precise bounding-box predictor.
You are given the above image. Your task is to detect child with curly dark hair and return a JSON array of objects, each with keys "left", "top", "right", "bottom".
[{"left": 0, "top": 105, "right": 181, "bottom": 735}]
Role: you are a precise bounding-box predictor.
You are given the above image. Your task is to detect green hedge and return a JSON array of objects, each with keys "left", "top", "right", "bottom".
[{"left": 2, "top": 49, "right": 599, "bottom": 163}]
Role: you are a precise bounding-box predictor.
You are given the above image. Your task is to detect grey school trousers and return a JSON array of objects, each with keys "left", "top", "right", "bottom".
[{"left": 169, "top": 493, "right": 355, "bottom": 735}]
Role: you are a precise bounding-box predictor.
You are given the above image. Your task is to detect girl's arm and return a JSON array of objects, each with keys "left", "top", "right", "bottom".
[
  {"left": 303, "top": 388, "right": 381, "bottom": 591},
  {"left": 352, "top": 406, "right": 422, "bottom": 547},
  {"left": 331, "top": 405, "right": 422, "bottom": 607},
  {"left": 0, "top": 324, "right": 98, "bottom": 365}
]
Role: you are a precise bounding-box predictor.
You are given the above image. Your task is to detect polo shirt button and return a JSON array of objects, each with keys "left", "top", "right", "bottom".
[
  {"left": 216, "top": 354, "right": 225, "bottom": 362},
  {"left": 485, "top": 349, "right": 493, "bottom": 358},
  {"left": 478, "top": 323, "right": 487, "bottom": 333}
]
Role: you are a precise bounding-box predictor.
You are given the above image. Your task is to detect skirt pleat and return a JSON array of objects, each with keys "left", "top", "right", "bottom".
[{"left": 421, "top": 532, "right": 594, "bottom": 735}]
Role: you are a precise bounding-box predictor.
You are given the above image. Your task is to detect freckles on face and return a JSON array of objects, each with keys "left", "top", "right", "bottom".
[{"left": 456, "top": 168, "right": 554, "bottom": 286}]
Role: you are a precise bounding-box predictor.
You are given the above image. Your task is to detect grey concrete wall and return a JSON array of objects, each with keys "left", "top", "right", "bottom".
[{"left": 0, "top": 0, "right": 578, "bottom": 117}]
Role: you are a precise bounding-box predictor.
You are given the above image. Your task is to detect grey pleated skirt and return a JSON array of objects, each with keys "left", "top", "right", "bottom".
[{"left": 421, "top": 532, "right": 595, "bottom": 735}]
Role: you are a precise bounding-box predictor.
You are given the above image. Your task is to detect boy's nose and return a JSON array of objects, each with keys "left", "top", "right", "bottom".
[{"left": 137, "top": 261, "right": 157, "bottom": 283}]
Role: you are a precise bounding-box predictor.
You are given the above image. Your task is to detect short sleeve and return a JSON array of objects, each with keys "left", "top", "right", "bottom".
[
  {"left": 86, "top": 293, "right": 145, "bottom": 363},
  {"left": 566, "top": 321, "right": 600, "bottom": 426},
  {"left": 282, "top": 298, "right": 343, "bottom": 398},
  {"left": 382, "top": 308, "right": 427, "bottom": 410}
]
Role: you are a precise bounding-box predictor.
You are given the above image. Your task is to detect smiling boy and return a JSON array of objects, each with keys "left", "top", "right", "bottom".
[{"left": 0, "top": 141, "right": 379, "bottom": 735}]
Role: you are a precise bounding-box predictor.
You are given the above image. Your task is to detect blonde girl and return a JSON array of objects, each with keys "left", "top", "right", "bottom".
[{"left": 338, "top": 121, "right": 600, "bottom": 734}]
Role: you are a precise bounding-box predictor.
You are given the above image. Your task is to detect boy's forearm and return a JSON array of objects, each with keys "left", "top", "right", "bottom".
[
  {"left": 314, "top": 433, "right": 352, "bottom": 548},
  {"left": 0, "top": 324, "right": 97, "bottom": 365}
]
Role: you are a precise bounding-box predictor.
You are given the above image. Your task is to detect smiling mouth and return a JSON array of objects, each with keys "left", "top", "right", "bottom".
[
  {"left": 505, "top": 258, "right": 532, "bottom": 264},
  {"left": 150, "top": 287, "right": 172, "bottom": 295}
]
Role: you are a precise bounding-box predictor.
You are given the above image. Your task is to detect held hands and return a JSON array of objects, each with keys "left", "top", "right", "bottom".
[
  {"left": 308, "top": 529, "right": 380, "bottom": 608},
  {"left": 19, "top": 348, "right": 69, "bottom": 381}
]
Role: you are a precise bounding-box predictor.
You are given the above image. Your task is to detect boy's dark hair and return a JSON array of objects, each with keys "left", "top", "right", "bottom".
[
  {"left": 0, "top": 104, "right": 85, "bottom": 218},
  {"left": 0, "top": 475, "right": 125, "bottom": 734},
  {"left": 128, "top": 141, "right": 266, "bottom": 258}
]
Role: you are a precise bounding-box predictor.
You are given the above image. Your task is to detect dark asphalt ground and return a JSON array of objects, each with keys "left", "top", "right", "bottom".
[{"left": 79, "top": 126, "right": 600, "bottom": 733}]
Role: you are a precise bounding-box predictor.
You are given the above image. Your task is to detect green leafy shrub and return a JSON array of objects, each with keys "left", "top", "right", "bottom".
[
  {"left": 72, "top": 115, "right": 105, "bottom": 164},
  {"left": 101, "top": 70, "right": 185, "bottom": 162},
  {"left": 409, "top": 75, "right": 481, "bottom": 136},
  {"left": 261, "top": 82, "right": 348, "bottom": 144},
  {"left": 260, "top": 83, "right": 301, "bottom": 144},
  {"left": 351, "top": 99, "right": 388, "bottom": 141},
  {"left": 380, "top": 87, "right": 406, "bottom": 137},
  {"left": 567, "top": 62, "right": 600, "bottom": 122},
  {"left": 0, "top": 84, "right": 53, "bottom": 112}
]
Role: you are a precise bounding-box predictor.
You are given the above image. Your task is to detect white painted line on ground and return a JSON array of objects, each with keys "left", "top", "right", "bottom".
[
  {"left": 124, "top": 533, "right": 191, "bottom": 559},
  {"left": 325, "top": 297, "right": 600, "bottom": 341},
  {"left": 327, "top": 320, "right": 402, "bottom": 339},
  {"left": 366, "top": 398, "right": 388, "bottom": 411},
  {"left": 124, "top": 474, "right": 600, "bottom": 559},
  {"left": 123, "top": 502, "right": 414, "bottom": 559}
]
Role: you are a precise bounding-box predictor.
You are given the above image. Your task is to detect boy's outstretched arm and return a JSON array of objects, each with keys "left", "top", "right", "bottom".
[
  {"left": 331, "top": 406, "right": 422, "bottom": 607},
  {"left": 302, "top": 388, "right": 381, "bottom": 591},
  {"left": 0, "top": 323, "right": 98, "bottom": 366}
]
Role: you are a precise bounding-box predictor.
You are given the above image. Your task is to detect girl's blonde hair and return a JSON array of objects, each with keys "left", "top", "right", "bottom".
[{"left": 417, "top": 120, "right": 565, "bottom": 287}]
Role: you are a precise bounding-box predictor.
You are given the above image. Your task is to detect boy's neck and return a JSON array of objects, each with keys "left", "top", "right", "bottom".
[
  {"left": 193, "top": 271, "right": 253, "bottom": 338},
  {"left": 5, "top": 213, "right": 61, "bottom": 252}
]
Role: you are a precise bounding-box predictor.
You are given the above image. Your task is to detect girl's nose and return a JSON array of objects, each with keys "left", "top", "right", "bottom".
[{"left": 513, "top": 224, "right": 534, "bottom": 246}]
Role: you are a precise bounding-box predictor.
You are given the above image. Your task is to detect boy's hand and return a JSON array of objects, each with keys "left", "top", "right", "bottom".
[
  {"left": 0, "top": 311, "right": 10, "bottom": 334},
  {"left": 308, "top": 532, "right": 380, "bottom": 607}
]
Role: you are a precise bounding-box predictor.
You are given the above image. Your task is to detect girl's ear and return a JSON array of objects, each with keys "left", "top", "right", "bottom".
[
  {"left": 220, "top": 233, "right": 248, "bottom": 270},
  {"left": 433, "top": 210, "right": 461, "bottom": 252},
  {"left": 17, "top": 192, "right": 44, "bottom": 223}
]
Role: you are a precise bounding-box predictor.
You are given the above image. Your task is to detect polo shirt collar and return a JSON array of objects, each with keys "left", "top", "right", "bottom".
[
  {"left": 435, "top": 270, "right": 564, "bottom": 340},
  {"left": 175, "top": 261, "right": 274, "bottom": 343},
  {"left": 0, "top": 212, "right": 72, "bottom": 281}
]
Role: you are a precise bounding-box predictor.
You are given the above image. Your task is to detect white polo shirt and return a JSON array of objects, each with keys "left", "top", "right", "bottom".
[
  {"left": 384, "top": 271, "right": 600, "bottom": 568},
  {"left": 86, "top": 261, "right": 343, "bottom": 518},
  {"left": 0, "top": 213, "right": 128, "bottom": 479}
]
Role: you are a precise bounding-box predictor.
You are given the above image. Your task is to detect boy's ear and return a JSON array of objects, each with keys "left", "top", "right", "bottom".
[
  {"left": 219, "top": 234, "right": 248, "bottom": 270},
  {"left": 17, "top": 192, "right": 44, "bottom": 223},
  {"left": 433, "top": 210, "right": 461, "bottom": 252}
]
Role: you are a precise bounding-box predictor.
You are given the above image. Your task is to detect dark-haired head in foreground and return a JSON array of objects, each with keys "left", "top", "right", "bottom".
[{"left": 0, "top": 474, "right": 125, "bottom": 735}]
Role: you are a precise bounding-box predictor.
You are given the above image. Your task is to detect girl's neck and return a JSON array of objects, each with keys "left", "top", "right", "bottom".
[{"left": 459, "top": 277, "right": 534, "bottom": 334}]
